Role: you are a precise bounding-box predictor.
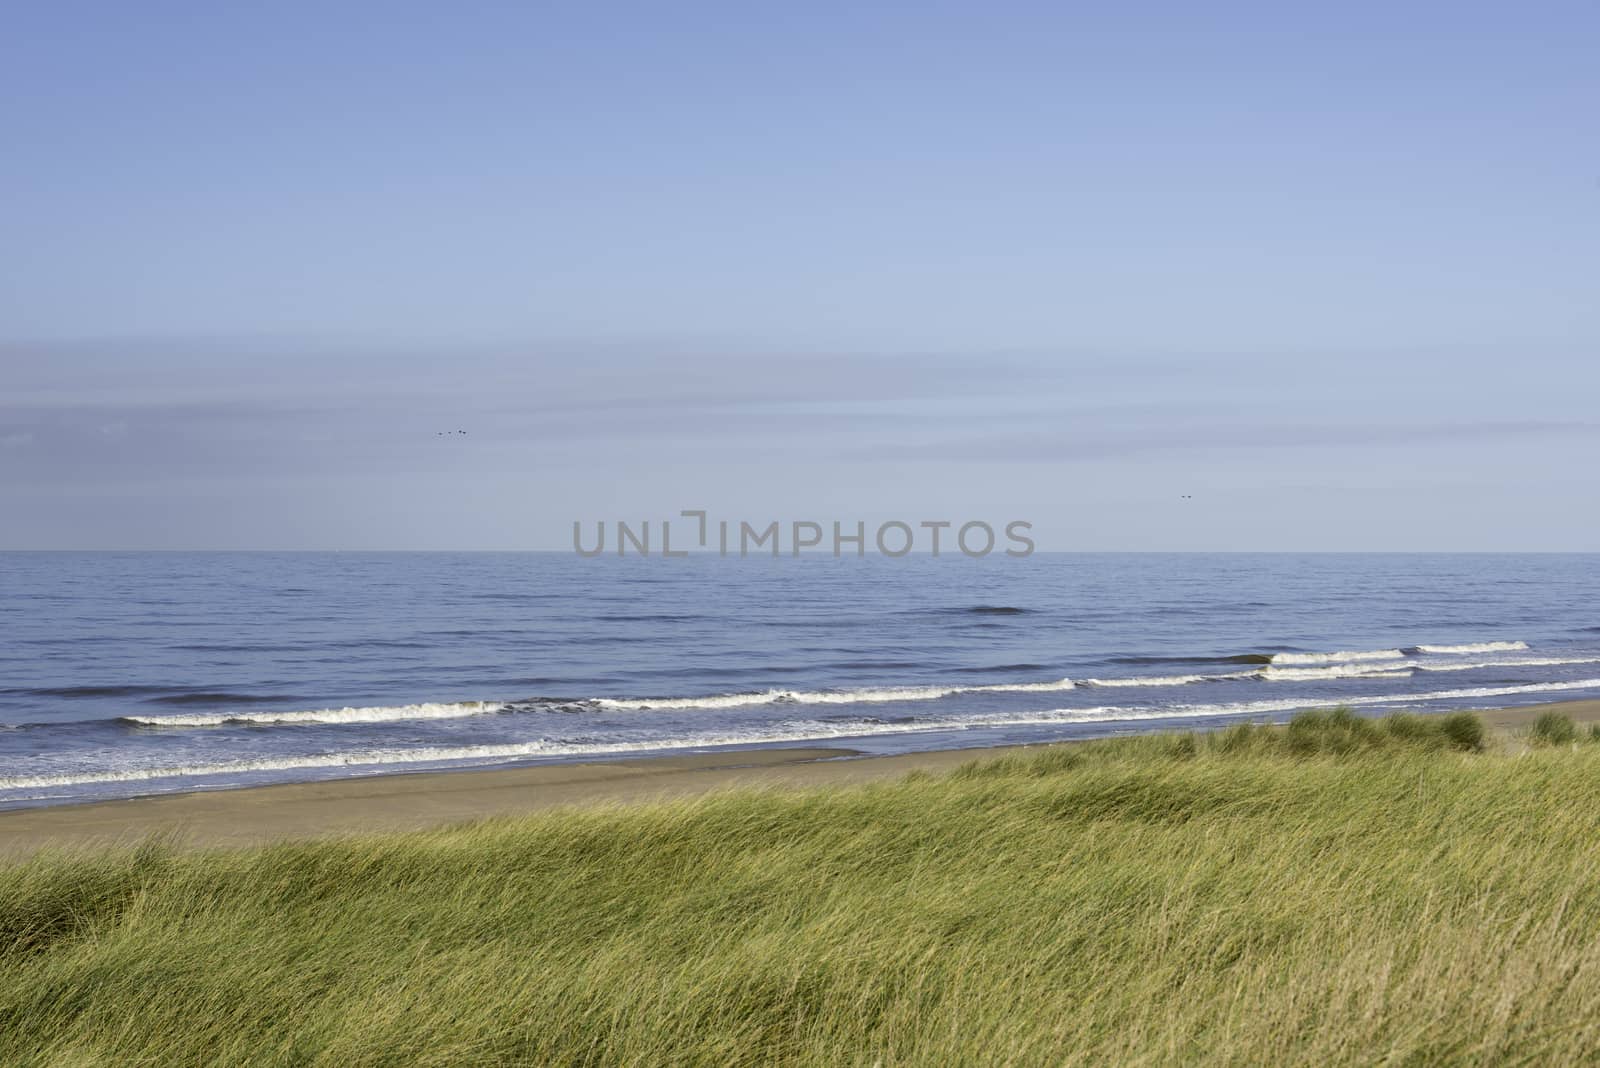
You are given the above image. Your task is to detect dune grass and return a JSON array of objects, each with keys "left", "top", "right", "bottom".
[
  {"left": 1530, "top": 709, "right": 1580, "bottom": 746},
  {"left": 6, "top": 709, "right": 1600, "bottom": 1065}
]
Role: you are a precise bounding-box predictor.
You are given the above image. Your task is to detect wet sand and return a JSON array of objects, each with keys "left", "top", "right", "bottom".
[{"left": 5, "top": 699, "right": 1599, "bottom": 858}]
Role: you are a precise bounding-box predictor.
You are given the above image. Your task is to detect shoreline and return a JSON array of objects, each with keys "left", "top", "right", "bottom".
[{"left": 5, "top": 698, "right": 1599, "bottom": 857}]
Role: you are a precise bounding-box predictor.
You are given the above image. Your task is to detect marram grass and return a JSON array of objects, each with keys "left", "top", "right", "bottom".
[{"left": 6, "top": 710, "right": 1600, "bottom": 1066}]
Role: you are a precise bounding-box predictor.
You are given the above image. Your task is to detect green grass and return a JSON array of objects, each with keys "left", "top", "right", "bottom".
[
  {"left": 7, "top": 710, "right": 1600, "bottom": 1065},
  {"left": 1530, "top": 710, "right": 1579, "bottom": 746}
]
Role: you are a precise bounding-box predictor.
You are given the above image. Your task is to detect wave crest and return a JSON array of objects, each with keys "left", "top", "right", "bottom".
[
  {"left": 1262, "top": 664, "right": 1413, "bottom": 682},
  {"left": 122, "top": 701, "right": 504, "bottom": 728},
  {"left": 1412, "top": 641, "right": 1529, "bottom": 655},
  {"left": 1416, "top": 656, "right": 1600, "bottom": 673},
  {"left": 1269, "top": 649, "right": 1406, "bottom": 666},
  {"left": 1086, "top": 673, "right": 1216, "bottom": 687},
  {"left": 596, "top": 677, "right": 1079, "bottom": 711},
  {"left": 16, "top": 677, "right": 1600, "bottom": 794}
]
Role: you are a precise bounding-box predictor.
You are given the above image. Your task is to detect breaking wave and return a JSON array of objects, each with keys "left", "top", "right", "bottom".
[
  {"left": 1410, "top": 641, "right": 1530, "bottom": 655},
  {"left": 1269, "top": 649, "right": 1406, "bottom": 666},
  {"left": 1104, "top": 654, "right": 1274, "bottom": 667},
  {"left": 594, "top": 677, "right": 1079, "bottom": 711},
  {"left": 122, "top": 701, "right": 505, "bottom": 728},
  {"left": 1170, "top": 677, "right": 1600, "bottom": 719},
  {"left": 13, "top": 677, "right": 1600, "bottom": 794},
  {"left": 1083, "top": 672, "right": 1256, "bottom": 687},
  {"left": 1083, "top": 674, "right": 1211, "bottom": 688},
  {"left": 1262, "top": 663, "right": 1414, "bottom": 682},
  {"left": 1415, "top": 656, "right": 1600, "bottom": 673},
  {"left": 0, "top": 717, "right": 1095, "bottom": 792},
  {"left": 105, "top": 639, "right": 1584, "bottom": 726}
]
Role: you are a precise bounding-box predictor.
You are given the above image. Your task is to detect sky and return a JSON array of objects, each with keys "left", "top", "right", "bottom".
[{"left": 1, "top": 1, "right": 1596, "bottom": 550}]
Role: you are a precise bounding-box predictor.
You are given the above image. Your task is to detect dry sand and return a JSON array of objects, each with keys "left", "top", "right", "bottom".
[{"left": 5, "top": 699, "right": 1599, "bottom": 858}]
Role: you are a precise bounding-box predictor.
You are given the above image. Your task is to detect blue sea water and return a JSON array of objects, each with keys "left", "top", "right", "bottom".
[{"left": 2, "top": 552, "right": 1598, "bottom": 808}]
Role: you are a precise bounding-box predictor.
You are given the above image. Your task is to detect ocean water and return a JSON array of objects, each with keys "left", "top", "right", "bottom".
[{"left": 2, "top": 552, "right": 1598, "bottom": 809}]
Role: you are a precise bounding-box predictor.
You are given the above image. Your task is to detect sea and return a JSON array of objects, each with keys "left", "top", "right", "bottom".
[{"left": 2, "top": 552, "right": 1598, "bottom": 809}]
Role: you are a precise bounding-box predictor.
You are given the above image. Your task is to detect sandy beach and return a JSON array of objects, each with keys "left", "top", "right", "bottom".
[{"left": 4, "top": 699, "right": 1597, "bottom": 858}]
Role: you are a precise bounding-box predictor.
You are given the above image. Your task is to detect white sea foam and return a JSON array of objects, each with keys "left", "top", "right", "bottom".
[
  {"left": 1165, "top": 677, "right": 1600, "bottom": 720},
  {"left": 1084, "top": 674, "right": 1212, "bottom": 687},
  {"left": 1415, "top": 656, "right": 1600, "bottom": 673},
  {"left": 120, "top": 654, "right": 1564, "bottom": 732},
  {"left": 12, "top": 678, "right": 1600, "bottom": 794},
  {"left": 959, "top": 677, "right": 1600, "bottom": 729},
  {"left": 1269, "top": 649, "right": 1406, "bottom": 666},
  {"left": 0, "top": 707, "right": 1191, "bottom": 792},
  {"left": 123, "top": 701, "right": 504, "bottom": 728},
  {"left": 1261, "top": 663, "right": 1414, "bottom": 682},
  {"left": 591, "top": 658, "right": 1438, "bottom": 710},
  {"left": 970, "top": 678, "right": 1079, "bottom": 694},
  {"left": 594, "top": 687, "right": 951, "bottom": 710},
  {"left": 102, "top": 641, "right": 1584, "bottom": 730},
  {"left": 0, "top": 716, "right": 1081, "bottom": 791},
  {"left": 0, "top": 743, "right": 563, "bottom": 791},
  {"left": 594, "top": 678, "right": 1077, "bottom": 711},
  {"left": 1414, "top": 641, "right": 1529, "bottom": 654}
]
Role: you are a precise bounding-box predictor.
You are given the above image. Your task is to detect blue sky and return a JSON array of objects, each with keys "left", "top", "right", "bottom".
[{"left": 2, "top": 2, "right": 1596, "bottom": 549}]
